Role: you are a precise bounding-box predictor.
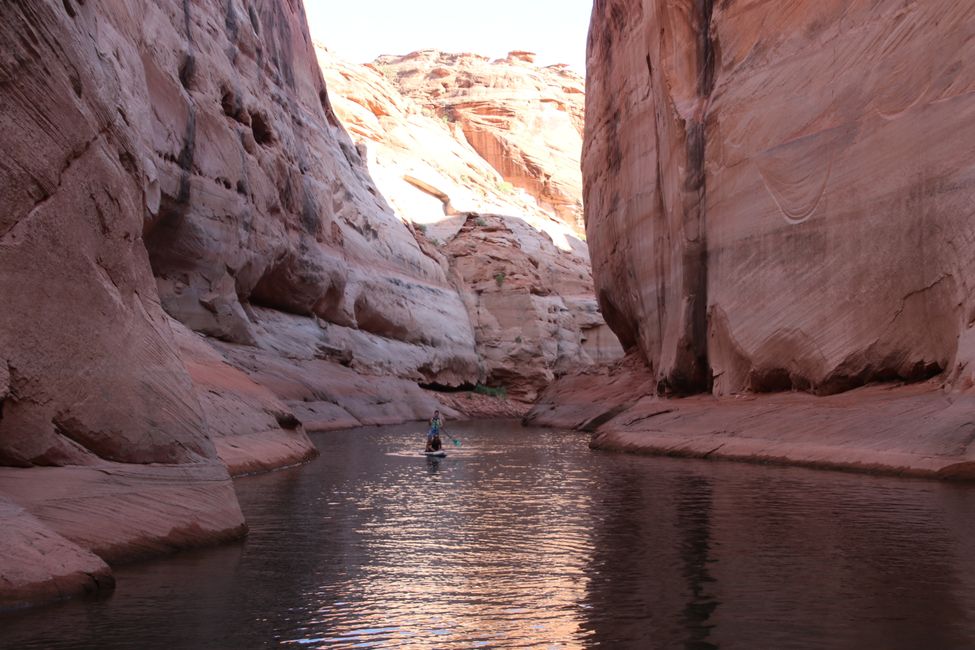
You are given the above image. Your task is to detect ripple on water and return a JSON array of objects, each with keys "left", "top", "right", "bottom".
[{"left": 4, "top": 421, "right": 975, "bottom": 649}]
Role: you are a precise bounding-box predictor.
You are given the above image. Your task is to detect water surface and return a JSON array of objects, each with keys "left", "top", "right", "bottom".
[{"left": 3, "top": 420, "right": 975, "bottom": 648}]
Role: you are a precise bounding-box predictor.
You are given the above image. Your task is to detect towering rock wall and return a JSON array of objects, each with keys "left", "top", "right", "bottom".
[
  {"left": 585, "top": 0, "right": 975, "bottom": 397},
  {"left": 524, "top": 1, "right": 975, "bottom": 478},
  {"left": 0, "top": 0, "right": 471, "bottom": 609}
]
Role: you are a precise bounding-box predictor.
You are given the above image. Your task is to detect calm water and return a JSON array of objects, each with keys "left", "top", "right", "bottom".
[{"left": 4, "top": 420, "right": 975, "bottom": 649}]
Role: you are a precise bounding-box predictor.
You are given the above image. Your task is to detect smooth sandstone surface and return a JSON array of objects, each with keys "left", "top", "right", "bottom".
[
  {"left": 0, "top": 498, "right": 113, "bottom": 611},
  {"left": 534, "top": 0, "right": 975, "bottom": 475},
  {"left": 585, "top": 0, "right": 975, "bottom": 395}
]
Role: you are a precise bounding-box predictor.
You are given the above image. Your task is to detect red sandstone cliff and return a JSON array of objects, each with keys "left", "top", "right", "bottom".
[
  {"left": 0, "top": 0, "right": 455, "bottom": 609},
  {"left": 531, "top": 1, "right": 975, "bottom": 478}
]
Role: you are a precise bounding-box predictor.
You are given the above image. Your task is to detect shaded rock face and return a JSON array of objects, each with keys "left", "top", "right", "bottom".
[
  {"left": 316, "top": 47, "right": 622, "bottom": 399},
  {"left": 585, "top": 0, "right": 975, "bottom": 397},
  {"left": 0, "top": 0, "right": 214, "bottom": 469},
  {"left": 374, "top": 50, "right": 586, "bottom": 231}
]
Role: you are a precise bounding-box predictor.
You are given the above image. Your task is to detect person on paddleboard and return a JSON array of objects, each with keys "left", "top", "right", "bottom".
[{"left": 426, "top": 410, "right": 444, "bottom": 452}]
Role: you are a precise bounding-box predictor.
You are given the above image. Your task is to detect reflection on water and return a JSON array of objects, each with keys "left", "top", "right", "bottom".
[{"left": 3, "top": 419, "right": 975, "bottom": 648}]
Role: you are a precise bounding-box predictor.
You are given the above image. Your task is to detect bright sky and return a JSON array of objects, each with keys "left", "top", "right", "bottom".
[{"left": 303, "top": 0, "right": 593, "bottom": 74}]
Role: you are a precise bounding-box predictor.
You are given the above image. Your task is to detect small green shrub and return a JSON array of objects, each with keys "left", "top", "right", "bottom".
[
  {"left": 499, "top": 181, "right": 514, "bottom": 193},
  {"left": 474, "top": 383, "right": 507, "bottom": 399},
  {"left": 415, "top": 223, "right": 428, "bottom": 234},
  {"left": 494, "top": 271, "right": 506, "bottom": 287},
  {"left": 475, "top": 217, "right": 487, "bottom": 227},
  {"left": 515, "top": 336, "right": 523, "bottom": 344}
]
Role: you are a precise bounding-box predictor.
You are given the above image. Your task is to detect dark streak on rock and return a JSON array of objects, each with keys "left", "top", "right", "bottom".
[
  {"left": 224, "top": 0, "right": 238, "bottom": 41},
  {"left": 178, "top": 53, "right": 195, "bottom": 90},
  {"left": 663, "top": 0, "right": 717, "bottom": 396}
]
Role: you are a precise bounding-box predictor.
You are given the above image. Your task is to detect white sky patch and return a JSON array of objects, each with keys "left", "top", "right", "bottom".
[{"left": 303, "top": 0, "right": 592, "bottom": 74}]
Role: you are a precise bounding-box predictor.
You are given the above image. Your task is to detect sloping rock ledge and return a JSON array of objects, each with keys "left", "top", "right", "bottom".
[{"left": 528, "top": 360, "right": 975, "bottom": 480}]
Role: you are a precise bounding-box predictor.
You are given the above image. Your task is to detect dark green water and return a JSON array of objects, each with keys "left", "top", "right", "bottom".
[{"left": 3, "top": 420, "right": 975, "bottom": 648}]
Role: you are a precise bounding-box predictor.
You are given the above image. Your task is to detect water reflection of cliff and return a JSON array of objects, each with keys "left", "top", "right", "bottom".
[
  {"left": 581, "top": 456, "right": 975, "bottom": 649},
  {"left": 578, "top": 461, "right": 719, "bottom": 648}
]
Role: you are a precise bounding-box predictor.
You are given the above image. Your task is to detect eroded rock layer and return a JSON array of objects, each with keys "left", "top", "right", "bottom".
[{"left": 374, "top": 50, "right": 587, "bottom": 231}]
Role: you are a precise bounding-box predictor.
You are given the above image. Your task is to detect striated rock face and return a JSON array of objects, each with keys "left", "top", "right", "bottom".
[
  {"left": 524, "top": 1, "right": 975, "bottom": 478},
  {"left": 317, "top": 47, "right": 622, "bottom": 399},
  {"left": 374, "top": 50, "right": 586, "bottom": 231},
  {"left": 316, "top": 47, "right": 566, "bottom": 237},
  {"left": 584, "top": 0, "right": 975, "bottom": 397},
  {"left": 128, "top": 1, "right": 478, "bottom": 387}
]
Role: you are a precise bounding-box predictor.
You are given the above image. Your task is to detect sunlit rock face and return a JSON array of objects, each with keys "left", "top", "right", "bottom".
[
  {"left": 373, "top": 50, "right": 587, "bottom": 232},
  {"left": 585, "top": 0, "right": 975, "bottom": 396},
  {"left": 316, "top": 47, "right": 622, "bottom": 399},
  {"left": 130, "top": 2, "right": 479, "bottom": 387}
]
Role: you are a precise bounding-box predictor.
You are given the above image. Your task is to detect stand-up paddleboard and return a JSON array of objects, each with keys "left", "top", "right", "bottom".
[{"left": 422, "top": 450, "right": 447, "bottom": 458}]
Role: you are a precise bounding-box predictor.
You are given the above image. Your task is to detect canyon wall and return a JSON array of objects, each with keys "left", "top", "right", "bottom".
[
  {"left": 0, "top": 0, "right": 618, "bottom": 608},
  {"left": 0, "top": 0, "right": 457, "bottom": 609},
  {"left": 528, "top": 0, "right": 975, "bottom": 477},
  {"left": 317, "top": 47, "right": 622, "bottom": 400},
  {"left": 584, "top": 0, "right": 975, "bottom": 396}
]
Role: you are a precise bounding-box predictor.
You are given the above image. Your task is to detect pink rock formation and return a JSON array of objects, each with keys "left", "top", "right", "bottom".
[
  {"left": 0, "top": 0, "right": 441, "bottom": 608},
  {"left": 315, "top": 47, "right": 622, "bottom": 399},
  {"left": 532, "top": 0, "right": 975, "bottom": 476},
  {"left": 585, "top": 0, "right": 975, "bottom": 396},
  {"left": 444, "top": 214, "right": 619, "bottom": 400},
  {"left": 374, "top": 50, "right": 586, "bottom": 230},
  {"left": 0, "top": 498, "right": 113, "bottom": 610}
]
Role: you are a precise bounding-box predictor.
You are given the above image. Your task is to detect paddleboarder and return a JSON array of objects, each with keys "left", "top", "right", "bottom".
[{"left": 426, "top": 410, "right": 444, "bottom": 452}]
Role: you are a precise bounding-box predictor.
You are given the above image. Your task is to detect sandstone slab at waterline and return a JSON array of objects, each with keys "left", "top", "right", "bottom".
[
  {"left": 173, "top": 320, "right": 317, "bottom": 477},
  {"left": 546, "top": 1, "right": 975, "bottom": 475},
  {"left": 0, "top": 498, "right": 113, "bottom": 611}
]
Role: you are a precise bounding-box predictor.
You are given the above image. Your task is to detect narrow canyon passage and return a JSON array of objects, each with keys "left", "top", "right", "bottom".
[
  {"left": 4, "top": 0, "right": 975, "bottom": 644},
  {"left": 4, "top": 422, "right": 975, "bottom": 649}
]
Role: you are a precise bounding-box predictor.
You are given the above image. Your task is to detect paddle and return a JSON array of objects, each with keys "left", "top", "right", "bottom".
[{"left": 443, "top": 430, "right": 461, "bottom": 447}]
